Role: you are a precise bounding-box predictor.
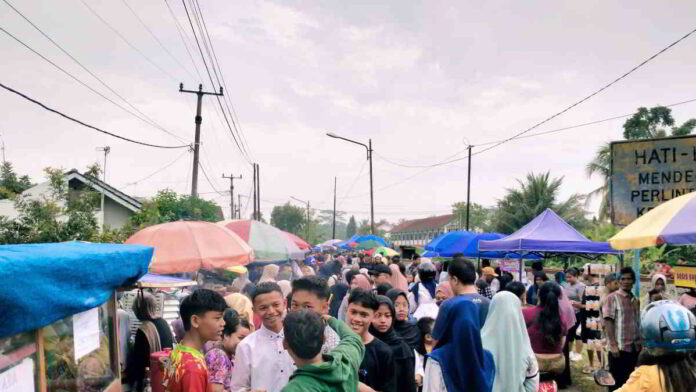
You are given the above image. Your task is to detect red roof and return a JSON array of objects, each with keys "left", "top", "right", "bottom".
[{"left": 390, "top": 214, "right": 456, "bottom": 233}]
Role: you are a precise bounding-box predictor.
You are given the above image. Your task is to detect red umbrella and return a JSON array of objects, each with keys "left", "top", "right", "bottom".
[
  {"left": 125, "top": 221, "right": 254, "bottom": 274},
  {"left": 284, "top": 231, "right": 310, "bottom": 250}
]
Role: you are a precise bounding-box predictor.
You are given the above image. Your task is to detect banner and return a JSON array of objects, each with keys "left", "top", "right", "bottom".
[{"left": 674, "top": 265, "right": 696, "bottom": 289}]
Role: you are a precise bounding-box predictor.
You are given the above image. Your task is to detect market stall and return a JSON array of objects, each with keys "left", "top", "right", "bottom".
[{"left": 0, "top": 241, "right": 153, "bottom": 392}]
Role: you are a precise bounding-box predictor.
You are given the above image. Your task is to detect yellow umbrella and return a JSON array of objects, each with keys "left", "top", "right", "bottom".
[{"left": 609, "top": 191, "right": 696, "bottom": 250}]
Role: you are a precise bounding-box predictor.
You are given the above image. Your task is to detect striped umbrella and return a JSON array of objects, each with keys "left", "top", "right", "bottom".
[
  {"left": 609, "top": 191, "right": 696, "bottom": 250},
  {"left": 284, "top": 231, "right": 311, "bottom": 250},
  {"left": 219, "top": 220, "right": 306, "bottom": 263}
]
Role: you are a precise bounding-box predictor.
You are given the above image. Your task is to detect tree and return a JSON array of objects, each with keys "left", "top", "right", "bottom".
[
  {"left": 451, "top": 202, "right": 493, "bottom": 232},
  {"left": 345, "top": 216, "right": 357, "bottom": 238},
  {"left": 129, "top": 189, "right": 223, "bottom": 228},
  {"left": 270, "top": 203, "right": 306, "bottom": 234},
  {"left": 0, "top": 161, "right": 32, "bottom": 199},
  {"left": 585, "top": 143, "right": 611, "bottom": 220},
  {"left": 491, "top": 172, "right": 588, "bottom": 234},
  {"left": 623, "top": 106, "right": 696, "bottom": 140},
  {"left": 357, "top": 219, "right": 371, "bottom": 235}
]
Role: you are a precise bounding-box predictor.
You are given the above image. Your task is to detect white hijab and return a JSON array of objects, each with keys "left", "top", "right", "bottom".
[{"left": 481, "top": 292, "right": 535, "bottom": 392}]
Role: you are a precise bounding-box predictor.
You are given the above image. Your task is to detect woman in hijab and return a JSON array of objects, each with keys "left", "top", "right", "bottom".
[
  {"left": 435, "top": 282, "right": 454, "bottom": 306},
  {"left": 425, "top": 298, "right": 495, "bottom": 392},
  {"left": 329, "top": 283, "right": 349, "bottom": 318},
  {"left": 338, "top": 273, "right": 373, "bottom": 321},
  {"left": 277, "top": 280, "right": 292, "bottom": 298},
  {"left": 386, "top": 289, "right": 421, "bottom": 351},
  {"left": 370, "top": 295, "right": 418, "bottom": 392},
  {"left": 232, "top": 271, "right": 251, "bottom": 292},
  {"left": 644, "top": 273, "right": 674, "bottom": 306},
  {"left": 258, "top": 264, "right": 279, "bottom": 283},
  {"left": 126, "top": 291, "right": 175, "bottom": 392},
  {"left": 389, "top": 264, "right": 409, "bottom": 291},
  {"left": 526, "top": 271, "right": 548, "bottom": 306},
  {"left": 224, "top": 293, "right": 256, "bottom": 332},
  {"left": 481, "top": 292, "right": 538, "bottom": 392}
]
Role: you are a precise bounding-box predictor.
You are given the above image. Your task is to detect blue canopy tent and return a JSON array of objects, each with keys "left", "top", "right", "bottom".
[
  {"left": 478, "top": 209, "right": 622, "bottom": 279},
  {"left": 424, "top": 231, "right": 475, "bottom": 256},
  {"left": 0, "top": 241, "right": 153, "bottom": 339},
  {"left": 425, "top": 231, "right": 540, "bottom": 259}
]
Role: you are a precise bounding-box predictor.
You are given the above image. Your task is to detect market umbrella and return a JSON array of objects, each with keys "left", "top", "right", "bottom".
[
  {"left": 375, "top": 247, "right": 399, "bottom": 257},
  {"left": 125, "top": 221, "right": 254, "bottom": 274},
  {"left": 219, "top": 220, "right": 305, "bottom": 263},
  {"left": 284, "top": 231, "right": 311, "bottom": 250},
  {"left": 136, "top": 274, "right": 197, "bottom": 288},
  {"left": 354, "top": 235, "right": 388, "bottom": 250},
  {"left": 609, "top": 191, "right": 696, "bottom": 250}
]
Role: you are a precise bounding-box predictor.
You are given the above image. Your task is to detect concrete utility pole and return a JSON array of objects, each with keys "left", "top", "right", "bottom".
[
  {"left": 466, "top": 144, "right": 473, "bottom": 231},
  {"left": 333, "top": 177, "right": 337, "bottom": 239},
  {"left": 96, "top": 146, "right": 110, "bottom": 181},
  {"left": 0, "top": 133, "right": 6, "bottom": 163},
  {"left": 291, "top": 196, "right": 310, "bottom": 241},
  {"left": 179, "top": 83, "right": 223, "bottom": 197},
  {"left": 237, "top": 194, "right": 241, "bottom": 219},
  {"left": 222, "top": 173, "right": 242, "bottom": 220},
  {"left": 252, "top": 164, "right": 257, "bottom": 220},
  {"left": 255, "top": 163, "right": 261, "bottom": 221}
]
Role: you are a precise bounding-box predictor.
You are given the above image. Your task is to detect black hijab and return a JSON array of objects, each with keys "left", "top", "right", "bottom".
[
  {"left": 369, "top": 295, "right": 414, "bottom": 361},
  {"left": 329, "top": 283, "right": 349, "bottom": 318},
  {"left": 385, "top": 289, "right": 421, "bottom": 351}
]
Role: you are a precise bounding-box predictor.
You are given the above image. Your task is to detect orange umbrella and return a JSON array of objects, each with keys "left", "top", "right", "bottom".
[{"left": 125, "top": 221, "right": 254, "bottom": 274}]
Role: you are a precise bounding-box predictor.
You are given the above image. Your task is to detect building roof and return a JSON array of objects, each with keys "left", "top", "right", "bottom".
[
  {"left": 65, "top": 169, "right": 142, "bottom": 212},
  {"left": 390, "top": 214, "right": 456, "bottom": 233}
]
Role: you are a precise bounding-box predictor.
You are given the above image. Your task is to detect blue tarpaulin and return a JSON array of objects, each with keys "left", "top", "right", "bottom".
[
  {"left": 0, "top": 241, "right": 153, "bottom": 338},
  {"left": 478, "top": 209, "right": 622, "bottom": 255}
]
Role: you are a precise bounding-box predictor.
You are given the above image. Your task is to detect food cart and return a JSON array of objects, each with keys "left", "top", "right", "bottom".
[{"left": 0, "top": 241, "right": 153, "bottom": 392}]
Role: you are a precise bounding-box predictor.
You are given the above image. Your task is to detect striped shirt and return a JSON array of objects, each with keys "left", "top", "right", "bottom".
[{"left": 602, "top": 289, "right": 641, "bottom": 352}]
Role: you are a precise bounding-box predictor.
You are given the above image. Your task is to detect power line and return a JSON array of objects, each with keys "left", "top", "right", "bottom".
[
  {"left": 472, "top": 25, "right": 696, "bottom": 157},
  {"left": 123, "top": 148, "right": 190, "bottom": 188},
  {"left": 190, "top": 0, "right": 253, "bottom": 160},
  {"left": 197, "top": 160, "right": 223, "bottom": 195},
  {"left": 119, "top": 0, "right": 196, "bottom": 81},
  {"left": 164, "top": 0, "right": 205, "bottom": 84},
  {"left": 180, "top": 0, "right": 252, "bottom": 164},
  {"left": 0, "top": 0, "right": 188, "bottom": 143},
  {"left": 78, "top": 0, "right": 180, "bottom": 82},
  {"left": 0, "top": 82, "right": 190, "bottom": 149}
]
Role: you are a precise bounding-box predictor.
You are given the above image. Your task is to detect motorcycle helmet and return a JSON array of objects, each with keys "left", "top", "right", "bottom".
[{"left": 641, "top": 300, "right": 696, "bottom": 354}]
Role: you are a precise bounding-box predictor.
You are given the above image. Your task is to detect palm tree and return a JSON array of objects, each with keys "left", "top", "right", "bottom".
[
  {"left": 492, "top": 172, "right": 587, "bottom": 234},
  {"left": 585, "top": 142, "right": 611, "bottom": 220}
]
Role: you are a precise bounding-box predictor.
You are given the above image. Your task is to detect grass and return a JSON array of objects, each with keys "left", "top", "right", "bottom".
[{"left": 561, "top": 352, "right": 604, "bottom": 392}]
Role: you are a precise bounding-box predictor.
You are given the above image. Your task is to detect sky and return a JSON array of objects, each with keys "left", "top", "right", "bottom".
[{"left": 1, "top": 0, "right": 696, "bottom": 227}]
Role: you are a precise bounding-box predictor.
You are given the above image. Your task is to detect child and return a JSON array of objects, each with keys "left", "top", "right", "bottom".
[
  {"left": 281, "top": 310, "right": 364, "bottom": 392},
  {"left": 290, "top": 275, "right": 340, "bottom": 353},
  {"left": 163, "top": 289, "right": 227, "bottom": 392},
  {"left": 415, "top": 317, "right": 435, "bottom": 388}
]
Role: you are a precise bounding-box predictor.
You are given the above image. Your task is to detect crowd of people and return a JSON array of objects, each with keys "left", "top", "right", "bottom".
[{"left": 119, "top": 253, "right": 696, "bottom": 392}]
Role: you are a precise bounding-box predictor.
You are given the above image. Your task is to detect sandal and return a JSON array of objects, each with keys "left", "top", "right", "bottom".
[{"left": 582, "top": 366, "right": 594, "bottom": 374}]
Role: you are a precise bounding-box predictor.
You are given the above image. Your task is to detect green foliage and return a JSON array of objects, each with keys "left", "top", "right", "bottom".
[
  {"left": 491, "top": 171, "right": 588, "bottom": 234},
  {"left": 451, "top": 202, "right": 493, "bottom": 232},
  {"left": 585, "top": 143, "right": 611, "bottom": 220},
  {"left": 622, "top": 106, "right": 695, "bottom": 140},
  {"left": 270, "top": 203, "right": 306, "bottom": 234},
  {"left": 129, "top": 189, "right": 222, "bottom": 228},
  {"left": 0, "top": 161, "right": 32, "bottom": 199},
  {"left": 0, "top": 167, "right": 100, "bottom": 244},
  {"left": 346, "top": 215, "right": 357, "bottom": 238}
]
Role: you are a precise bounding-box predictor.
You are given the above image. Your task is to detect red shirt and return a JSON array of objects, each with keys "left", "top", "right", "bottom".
[
  {"left": 523, "top": 306, "right": 569, "bottom": 354},
  {"left": 163, "top": 345, "right": 211, "bottom": 392}
]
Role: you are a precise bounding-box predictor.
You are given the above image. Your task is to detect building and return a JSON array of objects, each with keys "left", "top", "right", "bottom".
[
  {"left": 0, "top": 169, "right": 142, "bottom": 230},
  {"left": 389, "top": 214, "right": 464, "bottom": 248}
]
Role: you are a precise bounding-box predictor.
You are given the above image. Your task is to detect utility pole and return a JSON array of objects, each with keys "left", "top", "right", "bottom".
[
  {"left": 291, "top": 196, "right": 310, "bottom": 241},
  {"left": 256, "top": 163, "right": 261, "bottom": 221},
  {"left": 237, "top": 194, "right": 241, "bottom": 219},
  {"left": 332, "top": 177, "right": 337, "bottom": 239},
  {"left": 222, "top": 173, "right": 242, "bottom": 220},
  {"left": 252, "top": 164, "right": 257, "bottom": 220},
  {"left": 465, "top": 144, "right": 473, "bottom": 231},
  {"left": 96, "top": 146, "right": 110, "bottom": 181},
  {"left": 0, "top": 133, "right": 5, "bottom": 163},
  {"left": 179, "top": 83, "right": 223, "bottom": 197}
]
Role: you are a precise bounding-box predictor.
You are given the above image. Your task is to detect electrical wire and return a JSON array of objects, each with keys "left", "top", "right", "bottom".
[
  {"left": 164, "top": 0, "right": 206, "bottom": 84},
  {"left": 119, "top": 0, "right": 196, "bottom": 81},
  {"left": 198, "top": 160, "right": 223, "bottom": 195},
  {"left": 0, "top": 82, "right": 190, "bottom": 149},
  {"left": 337, "top": 160, "right": 367, "bottom": 205},
  {"left": 180, "top": 0, "right": 252, "bottom": 164},
  {"left": 123, "top": 149, "right": 190, "bottom": 188},
  {"left": 0, "top": 0, "right": 188, "bottom": 143},
  {"left": 78, "top": 0, "right": 180, "bottom": 82}
]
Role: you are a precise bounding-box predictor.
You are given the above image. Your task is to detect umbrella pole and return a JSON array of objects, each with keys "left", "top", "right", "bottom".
[
  {"left": 632, "top": 249, "right": 641, "bottom": 297},
  {"left": 519, "top": 253, "right": 524, "bottom": 283}
]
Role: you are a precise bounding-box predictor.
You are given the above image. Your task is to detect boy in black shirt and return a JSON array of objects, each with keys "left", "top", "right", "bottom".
[{"left": 345, "top": 289, "right": 396, "bottom": 392}]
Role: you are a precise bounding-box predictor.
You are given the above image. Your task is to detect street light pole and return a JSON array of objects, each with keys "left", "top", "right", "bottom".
[
  {"left": 333, "top": 177, "right": 337, "bottom": 239},
  {"left": 326, "top": 132, "right": 375, "bottom": 235}
]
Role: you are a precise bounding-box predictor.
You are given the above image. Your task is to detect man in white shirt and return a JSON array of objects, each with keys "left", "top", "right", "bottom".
[{"left": 229, "top": 282, "right": 296, "bottom": 392}]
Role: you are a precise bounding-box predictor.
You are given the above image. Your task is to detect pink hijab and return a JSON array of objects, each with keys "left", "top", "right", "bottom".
[
  {"left": 389, "top": 264, "right": 408, "bottom": 291},
  {"left": 352, "top": 274, "right": 373, "bottom": 291},
  {"left": 558, "top": 289, "right": 577, "bottom": 327},
  {"left": 436, "top": 281, "right": 454, "bottom": 300}
]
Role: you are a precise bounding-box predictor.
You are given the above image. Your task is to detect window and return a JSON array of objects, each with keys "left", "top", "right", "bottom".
[{"left": 0, "top": 331, "right": 39, "bottom": 392}]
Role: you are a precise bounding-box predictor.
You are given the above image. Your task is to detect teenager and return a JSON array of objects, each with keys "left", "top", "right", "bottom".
[
  {"left": 345, "top": 289, "right": 397, "bottom": 392},
  {"left": 447, "top": 256, "right": 490, "bottom": 327},
  {"left": 281, "top": 310, "right": 364, "bottom": 392},
  {"left": 370, "top": 295, "right": 418, "bottom": 392},
  {"left": 386, "top": 289, "right": 421, "bottom": 351},
  {"left": 408, "top": 262, "right": 438, "bottom": 315},
  {"left": 229, "top": 282, "right": 296, "bottom": 392},
  {"left": 163, "top": 289, "right": 227, "bottom": 392},
  {"left": 290, "top": 276, "right": 340, "bottom": 353},
  {"left": 205, "top": 309, "right": 252, "bottom": 392}
]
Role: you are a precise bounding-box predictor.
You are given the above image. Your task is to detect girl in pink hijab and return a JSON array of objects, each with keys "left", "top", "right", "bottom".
[
  {"left": 436, "top": 281, "right": 454, "bottom": 305},
  {"left": 389, "top": 264, "right": 408, "bottom": 291}
]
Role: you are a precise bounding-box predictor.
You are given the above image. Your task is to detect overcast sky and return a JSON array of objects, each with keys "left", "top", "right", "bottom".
[{"left": 2, "top": 0, "right": 696, "bottom": 226}]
